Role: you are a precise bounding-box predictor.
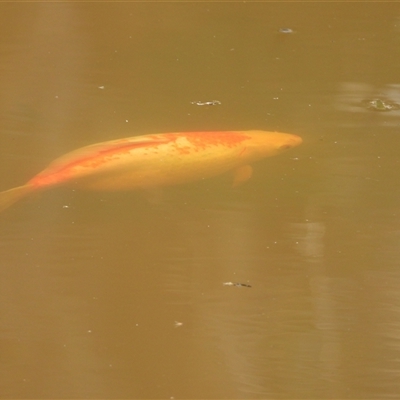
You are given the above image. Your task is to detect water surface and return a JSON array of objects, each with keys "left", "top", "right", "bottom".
[{"left": 1, "top": 2, "right": 400, "bottom": 398}]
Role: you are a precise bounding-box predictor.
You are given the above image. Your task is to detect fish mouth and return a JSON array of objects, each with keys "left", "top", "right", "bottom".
[{"left": 278, "top": 134, "right": 303, "bottom": 150}]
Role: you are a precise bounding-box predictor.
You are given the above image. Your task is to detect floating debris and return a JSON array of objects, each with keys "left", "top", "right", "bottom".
[
  {"left": 361, "top": 98, "right": 400, "bottom": 112},
  {"left": 174, "top": 321, "right": 183, "bottom": 328},
  {"left": 223, "top": 282, "right": 252, "bottom": 288},
  {"left": 190, "top": 100, "right": 221, "bottom": 106}
]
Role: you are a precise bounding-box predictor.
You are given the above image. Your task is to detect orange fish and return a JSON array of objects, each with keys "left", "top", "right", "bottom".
[{"left": 0, "top": 130, "right": 302, "bottom": 212}]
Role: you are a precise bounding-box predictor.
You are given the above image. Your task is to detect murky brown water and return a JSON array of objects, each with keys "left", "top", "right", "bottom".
[{"left": 1, "top": 2, "right": 400, "bottom": 399}]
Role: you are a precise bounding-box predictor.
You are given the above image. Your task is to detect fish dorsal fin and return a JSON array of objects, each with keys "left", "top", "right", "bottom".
[{"left": 46, "top": 134, "right": 172, "bottom": 170}]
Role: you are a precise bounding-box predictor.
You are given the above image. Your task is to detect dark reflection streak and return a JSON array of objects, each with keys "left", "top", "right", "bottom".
[
  {"left": 185, "top": 206, "right": 273, "bottom": 396},
  {"left": 0, "top": 3, "right": 104, "bottom": 398}
]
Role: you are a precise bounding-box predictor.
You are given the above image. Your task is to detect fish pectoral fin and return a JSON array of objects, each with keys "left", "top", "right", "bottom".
[
  {"left": 140, "top": 187, "right": 166, "bottom": 205},
  {"left": 232, "top": 165, "right": 253, "bottom": 188}
]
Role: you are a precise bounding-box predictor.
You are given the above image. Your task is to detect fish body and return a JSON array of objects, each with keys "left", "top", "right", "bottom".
[{"left": 0, "top": 130, "right": 302, "bottom": 212}]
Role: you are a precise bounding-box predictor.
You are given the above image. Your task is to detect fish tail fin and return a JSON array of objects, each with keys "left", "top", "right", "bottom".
[{"left": 0, "top": 185, "right": 33, "bottom": 213}]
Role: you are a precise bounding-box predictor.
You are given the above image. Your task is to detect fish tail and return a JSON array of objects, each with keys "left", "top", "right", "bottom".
[{"left": 0, "top": 185, "right": 33, "bottom": 213}]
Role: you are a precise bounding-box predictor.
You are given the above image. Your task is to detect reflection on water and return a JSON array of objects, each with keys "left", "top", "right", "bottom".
[{"left": 1, "top": 1, "right": 400, "bottom": 399}]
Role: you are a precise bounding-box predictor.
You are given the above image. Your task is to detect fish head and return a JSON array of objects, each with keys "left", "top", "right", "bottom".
[{"left": 243, "top": 130, "right": 302, "bottom": 158}]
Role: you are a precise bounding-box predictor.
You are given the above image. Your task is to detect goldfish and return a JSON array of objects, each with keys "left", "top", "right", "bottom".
[{"left": 0, "top": 130, "right": 302, "bottom": 212}]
